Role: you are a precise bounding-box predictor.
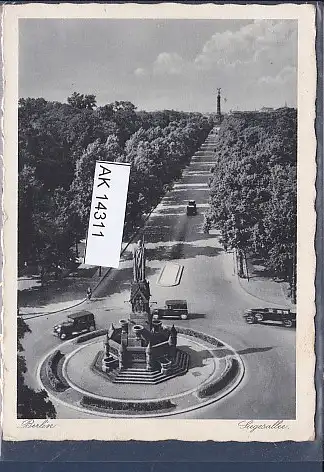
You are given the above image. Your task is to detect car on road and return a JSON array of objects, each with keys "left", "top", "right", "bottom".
[
  {"left": 243, "top": 308, "right": 296, "bottom": 328},
  {"left": 186, "top": 200, "right": 197, "bottom": 216},
  {"left": 53, "top": 311, "right": 96, "bottom": 340},
  {"left": 152, "top": 300, "right": 188, "bottom": 320}
]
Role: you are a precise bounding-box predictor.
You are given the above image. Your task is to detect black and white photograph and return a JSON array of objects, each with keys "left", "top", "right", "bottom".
[{"left": 2, "top": 3, "right": 316, "bottom": 442}]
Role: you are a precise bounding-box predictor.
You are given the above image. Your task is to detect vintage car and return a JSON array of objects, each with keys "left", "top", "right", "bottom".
[
  {"left": 186, "top": 200, "right": 197, "bottom": 216},
  {"left": 152, "top": 300, "right": 188, "bottom": 320},
  {"left": 53, "top": 311, "right": 96, "bottom": 340},
  {"left": 243, "top": 308, "right": 296, "bottom": 328}
]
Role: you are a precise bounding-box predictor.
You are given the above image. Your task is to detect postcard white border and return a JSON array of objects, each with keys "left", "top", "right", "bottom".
[{"left": 2, "top": 3, "right": 316, "bottom": 442}]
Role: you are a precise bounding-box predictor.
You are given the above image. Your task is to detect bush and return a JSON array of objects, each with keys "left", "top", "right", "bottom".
[
  {"left": 46, "top": 350, "right": 69, "bottom": 391},
  {"left": 175, "top": 326, "right": 223, "bottom": 347},
  {"left": 46, "top": 367, "right": 62, "bottom": 391},
  {"left": 198, "top": 358, "right": 239, "bottom": 398},
  {"left": 50, "top": 350, "right": 63, "bottom": 369},
  {"left": 76, "top": 329, "right": 108, "bottom": 343},
  {"left": 81, "top": 395, "right": 176, "bottom": 412}
]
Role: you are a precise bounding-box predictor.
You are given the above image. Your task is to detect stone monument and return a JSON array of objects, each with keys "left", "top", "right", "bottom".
[
  {"left": 129, "top": 237, "right": 151, "bottom": 331},
  {"left": 98, "top": 235, "right": 189, "bottom": 384}
]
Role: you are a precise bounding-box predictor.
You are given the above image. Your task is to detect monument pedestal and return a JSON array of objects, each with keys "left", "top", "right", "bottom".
[{"left": 97, "top": 237, "right": 190, "bottom": 383}]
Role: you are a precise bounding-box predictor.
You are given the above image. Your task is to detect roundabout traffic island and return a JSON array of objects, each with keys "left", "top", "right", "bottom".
[
  {"left": 39, "top": 239, "right": 244, "bottom": 417},
  {"left": 39, "top": 326, "right": 244, "bottom": 417}
]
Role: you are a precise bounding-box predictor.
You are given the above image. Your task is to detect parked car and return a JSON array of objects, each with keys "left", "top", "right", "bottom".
[
  {"left": 152, "top": 300, "right": 188, "bottom": 320},
  {"left": 53, "top": 311, "right": 96, "bottom": 340},
  {"left": 186, "top": 200, "right": 197, "bottom": 216},
  {"left": 243, "top": 308, "right": 296, "bottom": 328}
]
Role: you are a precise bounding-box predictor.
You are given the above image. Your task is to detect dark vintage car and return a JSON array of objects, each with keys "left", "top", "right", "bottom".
[
  {"left": 186, "top": 200, "right": 197, "bottom": 216},
  {"left": 243, "top": 308, "right": 296, "bottom": 328},
  {"left": 53, "top": 311, "right": 96, "bottom": 340},
  {"left": 152, "top": 300, "right": 188, "bottom": 320}
]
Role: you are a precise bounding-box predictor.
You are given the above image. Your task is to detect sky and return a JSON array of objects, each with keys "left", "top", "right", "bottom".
[{"left": 19, "top": 19, "right": 297, "bottom": 113}]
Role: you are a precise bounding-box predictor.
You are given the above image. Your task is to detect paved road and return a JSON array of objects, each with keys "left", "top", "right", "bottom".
[{"left": 22, "top": 127, "right": 295, "bottom": 419}]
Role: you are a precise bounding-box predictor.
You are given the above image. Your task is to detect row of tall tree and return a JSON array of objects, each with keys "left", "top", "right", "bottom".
[
  {"left": 18, "top": 95, "right": 212, "bottom": 417},
  {"left": 19, "top": 95, "right": 212, "bottom": 275},
  {"left": 207, "top": 108, "right": 297, "bottom": 297}
]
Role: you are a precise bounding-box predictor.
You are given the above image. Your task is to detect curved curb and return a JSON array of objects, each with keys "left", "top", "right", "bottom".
[
  {"left": 37, "top": 328, "right": 245, "bottom": 418},
  {"left": 21, "top": 298, "right": 88, "bottom": 321},
  {"left": 197, "top": 357, "right": 239, "bottom": 399},
  {"left": 224, "top": 251, "right": 293, "bottom": 309},
  {"left": 61, "top": 335, "right": 218, "bottom": 402},
  {"left": 236, "top": 274, "right": 293, "bottom": 309}
]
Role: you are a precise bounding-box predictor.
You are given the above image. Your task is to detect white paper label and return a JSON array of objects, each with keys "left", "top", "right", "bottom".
[{"left": 84, "top": 161, "right": 130, "bottom": 268}]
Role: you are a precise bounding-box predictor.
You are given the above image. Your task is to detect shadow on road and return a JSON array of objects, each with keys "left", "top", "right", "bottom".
[
  {"left": 158, "top": 188, "right": 209, "bottom": 205},
  {"left": 18, "top": 273, "right": 97, "bottom": 308},
  {"left": 146, "top": 242, "right": 223, "bottom": 261},
  {"left": 176, "top": 174, "right": 209, "bottom": 185},
  {"left": 187, "top": 313, "right": 206, "bottom": 320},
  {"left": 145, "top": 217, "right": 216, "bottom": 244},
  {"left": 237, "top": 346, "right": 274, "bottom": 355},
  {"left": 256, "top": 321, "right": 296, "bottom": 330},
  {"left": 180, "top": 345, "right": 274, "bottom": 361},
  {"left": 95, "top": 266, "right": 160, "bottom": 298},
  {"left": 155, "top": 207, "right": 189, "bottom": 216},
  {"left": 210, "top": 348, "right": 233, "bottom": 359},
  {"left": 179, "top": 345, "right": 215, "bottom": 368}
]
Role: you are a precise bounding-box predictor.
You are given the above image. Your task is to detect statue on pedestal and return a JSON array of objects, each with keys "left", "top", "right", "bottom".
[
  {"left": 130, "top": 236, "right": 150, "bottom": 316},
  {"left": 97, "top": 232, "right": 190, "bottom": 381},
  {"left": 133, "top": 238, "right": 146, "bottom": 283}
]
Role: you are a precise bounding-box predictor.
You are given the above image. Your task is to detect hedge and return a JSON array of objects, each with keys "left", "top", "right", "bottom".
[
  {"left": 198, "top": 358, "right": 239, "bottom": 398},
  {"left": 46, "top": 350, "right": 69, "bottom": 391},
  {"left": 76, "top": 329, "right": 108, "bottom": 344},
  {"left": 81, "top": 395, "right": 176, "bottom": 412},
  {"left": 175, "top": 326, "right": 223, "bottom": 347}
]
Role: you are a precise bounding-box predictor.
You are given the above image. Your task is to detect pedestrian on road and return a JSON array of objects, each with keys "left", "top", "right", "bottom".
[{"left": 87, "top": 286, "right": 92, "bottom": 300}]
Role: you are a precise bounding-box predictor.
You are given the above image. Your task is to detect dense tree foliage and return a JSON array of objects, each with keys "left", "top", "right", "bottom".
[
  {"left": 18, "top": 96, "right": 212, "bottom": 273},
  {"left": 17, "top": 317, "right": 56, "bottom": 418},
  {"left": 208, "top": 108, "right": 297, "bottom": 296},
  {"left": 67, "top": 92, "right": 97, "bottom": 110}
]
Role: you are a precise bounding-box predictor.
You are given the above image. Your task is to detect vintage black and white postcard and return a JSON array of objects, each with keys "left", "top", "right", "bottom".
[{"left": 2, "top": 3, "right": 316, "bottom": 442}]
